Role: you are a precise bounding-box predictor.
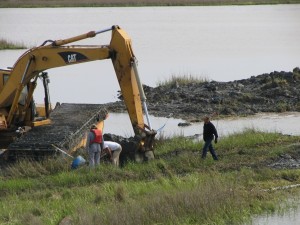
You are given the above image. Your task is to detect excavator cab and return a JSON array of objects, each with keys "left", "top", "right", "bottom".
[
  {"left": 0, "top": 68, "right": 43, "bottom": 130},
  {"left": 0, "top": 69, "right": 11, "bottom": 130}
]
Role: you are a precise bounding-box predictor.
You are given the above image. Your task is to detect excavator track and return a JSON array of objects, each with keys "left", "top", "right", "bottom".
[{"left": 6, "top": 103, "right": 107, "bottom": 161}]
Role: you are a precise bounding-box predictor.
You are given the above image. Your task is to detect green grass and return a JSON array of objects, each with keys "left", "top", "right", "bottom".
[
  {"left": 0, "top": 39, "right": 26, "bottom": 50},
  {"left": 1, "top": 129, "right": 300, "bottom": 224},
  {"left": 156, "top": 73, "right": 209, "bottom": 87}
]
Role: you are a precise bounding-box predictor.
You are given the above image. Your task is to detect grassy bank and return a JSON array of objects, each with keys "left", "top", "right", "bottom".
[
  {"left": 0, "top": 0, "right": 299, "bottom": 8},
  {"left": 1, "top": 129, "right": 300, "bottom": 224}
]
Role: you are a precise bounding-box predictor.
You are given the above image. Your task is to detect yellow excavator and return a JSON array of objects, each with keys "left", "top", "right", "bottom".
[{"left": 0, "top": 25, "right": 156, "bottom": 162}]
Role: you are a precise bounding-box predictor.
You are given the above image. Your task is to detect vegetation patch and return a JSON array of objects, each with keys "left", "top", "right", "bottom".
[
  {"left": 1, "top": 130, "right": 300, "bottom": 224},
  {"left": 0, "top": 39, "right": 26, "bottom": 50},
  {"left": 156, "top": 73, "right": 209, "bottom": 88}
]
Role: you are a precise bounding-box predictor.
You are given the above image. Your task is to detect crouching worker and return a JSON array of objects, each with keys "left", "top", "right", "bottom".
[
  {"left": 103, "top": 141, "right": 122, "bottom": 167},
  {"left": 86, "top": 124, "right": 104, "bottom": 167}
]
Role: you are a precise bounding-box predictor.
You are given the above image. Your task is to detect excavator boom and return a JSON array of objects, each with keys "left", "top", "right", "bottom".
[{"left": 0, "top": 25, "right": 156, "bottom": 161}]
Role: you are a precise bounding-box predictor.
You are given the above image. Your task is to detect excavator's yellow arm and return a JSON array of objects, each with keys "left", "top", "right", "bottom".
[{"left": 0, "top": 25, "right": 156, "bottom": 161}]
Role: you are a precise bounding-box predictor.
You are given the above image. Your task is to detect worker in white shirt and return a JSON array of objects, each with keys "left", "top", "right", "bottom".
[{"left": 103, "top": 141, "right": 122, "bottom": 167}]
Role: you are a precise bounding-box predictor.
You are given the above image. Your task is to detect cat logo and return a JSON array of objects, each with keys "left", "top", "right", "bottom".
[
  {"left": 58, "top": 51, "right": 88, "bottom": 64},
  {"left": 68, "top": 54, "right": 77, "bottom": 63}
]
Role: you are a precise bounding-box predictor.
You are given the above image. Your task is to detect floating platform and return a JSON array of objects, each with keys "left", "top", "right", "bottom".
[{"left": 6, "top": 103, "right": 107, "bottom": 160}]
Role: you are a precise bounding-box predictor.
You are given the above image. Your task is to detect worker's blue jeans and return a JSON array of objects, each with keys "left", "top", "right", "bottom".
[{"left": 201, "top": 139, "right": 218, "bottom": 160}]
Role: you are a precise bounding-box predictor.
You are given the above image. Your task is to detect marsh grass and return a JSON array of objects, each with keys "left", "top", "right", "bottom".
[
  {"left": 1, "top": 157, "right": 71, "bottom": 178},
  {"left": 1, "top": 130, "right": 300, "bottom": 224},
  {"left": 0, "top": 38, "right": 26, "bottom": 50},
  {"left": 155, "top": 135, "right": 198, "bottom": 156},
  {"left": 157, "top": 73, "right": 209, "bottom": 88},
  {"left": 76, "top": 173, "right": 252, "bottom": 225}
]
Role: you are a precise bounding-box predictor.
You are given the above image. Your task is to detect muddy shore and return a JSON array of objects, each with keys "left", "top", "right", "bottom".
[
  {"left": 102, "top": 67, "right": 300, "bottom": 167},
  {"left": 104, "top": 67, "right": 300, "bottom": 122}
]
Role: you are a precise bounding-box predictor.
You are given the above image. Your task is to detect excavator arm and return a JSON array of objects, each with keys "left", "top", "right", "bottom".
[{"left": 0, "top": 25, "right": 156, "bottom": 158}]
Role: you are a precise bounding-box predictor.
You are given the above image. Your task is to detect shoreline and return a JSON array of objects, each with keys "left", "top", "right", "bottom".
[
  {"left": 103, "top": 68, "right": 300, "bottom": 122},
  {"left": 0, "top": 0, "right": 299, "bottom": 8}
]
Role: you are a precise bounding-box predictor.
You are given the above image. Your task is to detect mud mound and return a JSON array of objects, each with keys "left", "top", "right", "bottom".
[{"left": 105, "top": 67, "right": 300, "bottom": 121}]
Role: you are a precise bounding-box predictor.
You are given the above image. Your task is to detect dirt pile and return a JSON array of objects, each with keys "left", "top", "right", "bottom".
[{"left": 105, "top": 67, "right": 300, "bottom": 121}]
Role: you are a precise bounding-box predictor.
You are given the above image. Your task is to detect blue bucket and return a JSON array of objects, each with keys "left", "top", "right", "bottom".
[{"left": 71, "top": 155, "right": 86, "bottom": 169}]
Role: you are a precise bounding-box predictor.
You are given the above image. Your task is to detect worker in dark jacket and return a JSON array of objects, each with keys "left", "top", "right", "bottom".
[
  {"left": 201, "top": 116, "right": 218, "bottom": 160},
  {"left": 86, "top": 124, "right": 104, "bottom": 167}
]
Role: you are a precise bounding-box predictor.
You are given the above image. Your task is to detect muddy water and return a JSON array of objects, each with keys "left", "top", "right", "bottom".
[
  {"left": 250, "top": 208, "right": 300, "bottom": 225},
  {"left": 103, "top": 112, "right": 300, "bottom": 138},
  {"left": 249, "top": 196, "right": 300, "bottom": 225}
]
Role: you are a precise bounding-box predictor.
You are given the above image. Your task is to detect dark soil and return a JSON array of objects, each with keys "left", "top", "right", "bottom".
[{"left": 104, "top": 67, "right": 300, "bottom": 122}]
